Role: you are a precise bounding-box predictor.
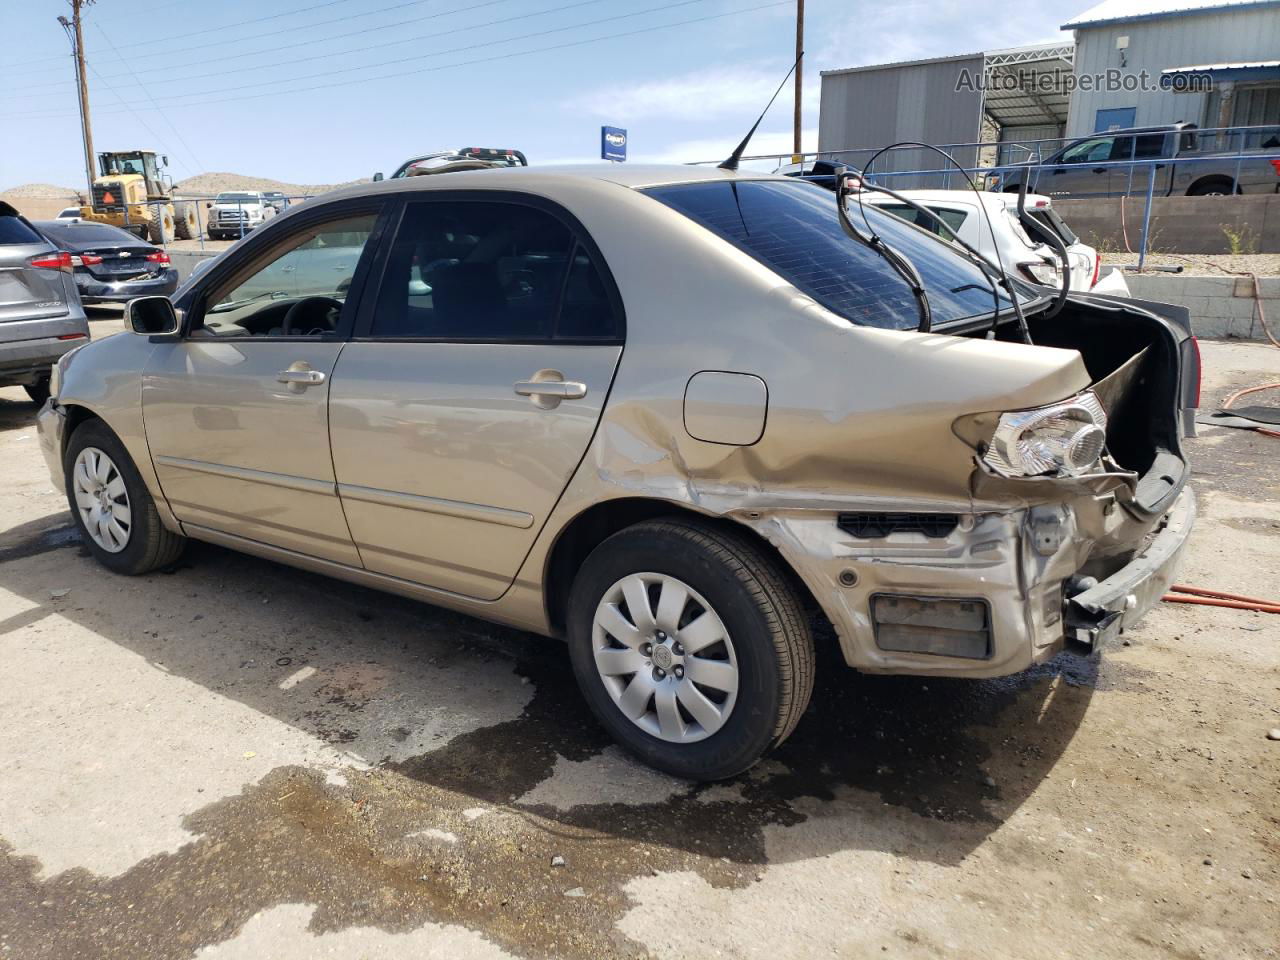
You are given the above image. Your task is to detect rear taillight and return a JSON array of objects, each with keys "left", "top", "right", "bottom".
[
  {"left": 29, "top": 251, "right": 73, "bottom": 271},
  {"left": 56, "top": 333, "right": 87, "bottom": 340},
  {"left": 1091, "top": 255, "right": 1101, "bottom": 289},
  {"left": 70, "top": 254, "right": 103, "bottom": 267},
  {"left": 145, "top": 251, "right": 170, "bottom": 264}
]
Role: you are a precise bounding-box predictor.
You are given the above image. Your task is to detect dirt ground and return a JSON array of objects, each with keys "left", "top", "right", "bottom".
[
  {"left": 0, "top": 319, "right": 1277, "bottom": 960},
  {"left": 1102, "top": 251, "right": 1280, "bottom": 276}
]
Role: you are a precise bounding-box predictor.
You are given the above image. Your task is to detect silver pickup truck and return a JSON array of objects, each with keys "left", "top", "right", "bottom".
[{"left": 992, "top": 122, "right": 1280, "bottom": 198}]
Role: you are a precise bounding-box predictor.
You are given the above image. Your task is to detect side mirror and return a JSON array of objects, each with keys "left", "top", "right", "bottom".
[
  {"left": 161, "top": 155, "right": 169, "bottom": 166},
  {"left": 126, "top": 296, "right": 179, "bottom": 336},
  {"left": 372, "top": 171, "right": 384, "bottom": 182}
]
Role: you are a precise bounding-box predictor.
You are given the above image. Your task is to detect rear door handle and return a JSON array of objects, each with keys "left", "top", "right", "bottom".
[
  {"left": 277, "top": 368, "right": 326, "bottom": 386},
  {"left": 514, "top": 380, "right": 587, "bottom": 400}
]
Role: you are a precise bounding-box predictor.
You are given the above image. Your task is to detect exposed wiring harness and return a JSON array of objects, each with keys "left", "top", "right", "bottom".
[{"left": 852, "top": 140, "right": 1036, "bottom": 343}]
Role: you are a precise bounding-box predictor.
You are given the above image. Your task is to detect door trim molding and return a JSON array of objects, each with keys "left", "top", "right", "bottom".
[
  {"left": 154, "top": 454, "right": 334, "bottom": 496},
  {"left": 337, "top": 481, "right": 534, "bottom": 529}
]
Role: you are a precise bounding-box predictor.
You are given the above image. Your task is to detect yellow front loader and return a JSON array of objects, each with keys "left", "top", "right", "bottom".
[{"left": 78, "top": 150, "right": 197, "bottom": 244}]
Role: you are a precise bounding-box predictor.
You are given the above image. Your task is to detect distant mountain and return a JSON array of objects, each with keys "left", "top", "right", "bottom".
[
  {"left": 0, "top": 183, "right": 80, "bottom": 200},
  {"left": 172, "top": 172, "right": 370, "bottom": 198}
]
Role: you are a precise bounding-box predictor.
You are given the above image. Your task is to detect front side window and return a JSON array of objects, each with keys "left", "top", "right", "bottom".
[
  {"left": 646, "top": 180, "right": 1033, "bottom": 330},
  {"left": 196, "top": 213, "right": 376, "bottom": 338},
  {"left": 1060, "top": 138, "right": 1114, "bottom": 164},
  {"left": 371, "top": 199, "right": 619, "bottom": 340}
]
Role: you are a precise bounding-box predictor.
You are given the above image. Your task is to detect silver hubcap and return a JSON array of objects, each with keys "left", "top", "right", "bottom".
[
  {"left": 72, "top": 447, "right": 132, "bottom": 554},
  {"left": 592, "top": 572, "right": 739, "bottom": 743}
]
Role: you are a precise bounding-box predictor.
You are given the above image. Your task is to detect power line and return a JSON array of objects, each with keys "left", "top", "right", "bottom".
[
  {"left": 20, "top": 0, "right": 720, "bottom": 116},
  {"left": 4, "top": 1, "right": 790, "bottom": 122},
  {"left": 0, "top": 0, "right": 594, "bottom": 96},
  {"left": 92, "top": 22, "right": 207, "bottom": 173},
  {"left": 0, "top": 0, "right": 371, "bottom": 71},
  {"left": 0, "top": 0, "right": 455, "bottom": 80},
  {"left": 81, "top": 59, "right": 187, "bottom": 175}
]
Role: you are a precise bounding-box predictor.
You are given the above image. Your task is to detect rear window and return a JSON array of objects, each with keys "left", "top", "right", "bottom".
[
  {"left": 35, "top": 220, "right": 138, "bottom": 247},
  {"left": 644, "top": 180, "right": 1033, "bottom": 330},
  {"left": 1028, "top": 208, "right": 1078, "bottom": 247},
  {"left": 0, "top": 214, "right": 45, "bottom": 245}
]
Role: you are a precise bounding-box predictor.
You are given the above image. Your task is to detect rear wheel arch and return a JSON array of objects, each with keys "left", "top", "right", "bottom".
[
  {"left": 1186, "top": 176, "right": 1238, "bottom": 196},
  {"left": 543, "top": 497, "right": 825, "bottom": 635}
]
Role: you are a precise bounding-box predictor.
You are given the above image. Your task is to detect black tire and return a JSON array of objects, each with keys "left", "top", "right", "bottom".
[
  {"left": 566, "top": 517, "right": 815, "bottom": 780},
  {"left": 24, "top": 376, "right": 50, "bottom": 406},
  {"left": 173, "top": 201, "right": 196, "bottom": 240},
  {"left": 63, "top": 418, "right": 186, "bottom": 575},
  {"left": 1188, "top": 179, "right": 1235, "bottom": 197}
]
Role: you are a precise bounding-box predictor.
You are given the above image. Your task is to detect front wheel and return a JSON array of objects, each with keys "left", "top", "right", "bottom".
[
  {"left": 567, "top": 518, "right": 814, "bottom": 780},
  {"left": 64, "top": 419, "right": 186, "bottom": 574}
]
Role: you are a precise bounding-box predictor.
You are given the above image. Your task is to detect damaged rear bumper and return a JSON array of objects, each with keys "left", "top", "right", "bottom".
[
  {"left": 1065, "top": 485, "right": 1195, "bottom": 651},
  {"left": 753, "top": 484, "right": 1195, "bottom": 679}
]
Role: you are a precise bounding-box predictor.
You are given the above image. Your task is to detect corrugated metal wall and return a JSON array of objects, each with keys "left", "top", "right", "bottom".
[
  {"left": 819, "top": 55, "right": 985, "bottom": 186},
  {"left": 1067, "top": 6, "right": 1280, "bottom": 138}
]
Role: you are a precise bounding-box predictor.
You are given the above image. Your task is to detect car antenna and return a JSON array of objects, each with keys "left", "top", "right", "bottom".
[{"left": 718, "top": 52, "right": 803, "bottom": 171}]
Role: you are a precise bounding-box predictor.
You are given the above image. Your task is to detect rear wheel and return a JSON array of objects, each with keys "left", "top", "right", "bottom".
[
  {"left": 147, "top": 209, "right": 175, "bottom": 244},
  {"left": 567, "top": 518, "right": 814, "bottom": 780},
  {"left": 172, "top": 202, "right": 197, "bottom": 240},
  {"left": 64, "top": 419, "right": 186, "bottom": 575},
  {"left": 24, "top": 377, "right": 50, "bottom": 405},
  {"left": 1188, "top": 178, "right": 1236, "bottom": 197}
]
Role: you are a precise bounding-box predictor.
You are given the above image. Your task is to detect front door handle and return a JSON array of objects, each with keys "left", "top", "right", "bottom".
[
  {"left": 514, "top": 380, "right": 587, "bottom": 400},
  {"left": 277, "top": 366, "right": 326, "bottom": 387},
  {"left": 1092, "top": 167, "right": 1108, "bottom": 174}
]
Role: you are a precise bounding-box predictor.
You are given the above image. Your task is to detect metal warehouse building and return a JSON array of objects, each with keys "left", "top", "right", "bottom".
[
  {"left": 818, "top": 0, "right": 1280, "bottom": 177},
  {"left": 1063, "top": 0, "right": 1280, "bottom": 139}
]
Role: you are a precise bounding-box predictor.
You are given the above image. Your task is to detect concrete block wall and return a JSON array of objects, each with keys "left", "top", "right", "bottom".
[
  {"left": 1125, "top": 273, "right": 1279, "bottom": 339},
  {"left": 1054, "top": 196, "right": 1280, "bottom": 255}
]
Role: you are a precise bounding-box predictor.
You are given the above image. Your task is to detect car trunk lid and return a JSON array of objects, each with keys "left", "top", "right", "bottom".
[{"left": 75, "top": 243, "right": 167, "bottom": 281}]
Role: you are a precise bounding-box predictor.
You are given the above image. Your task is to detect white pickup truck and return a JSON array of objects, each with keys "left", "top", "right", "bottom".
[{"left": 206, "top": 192, "right": 276, "bottom": 241}]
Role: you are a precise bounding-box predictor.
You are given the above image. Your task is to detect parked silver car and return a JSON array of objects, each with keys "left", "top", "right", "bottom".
[
  {"left": 36, "top": 165, "right": 1198, "bottom": 779},
  {"left": 0, "top": 202, "right": 90, "bottom": 404}
]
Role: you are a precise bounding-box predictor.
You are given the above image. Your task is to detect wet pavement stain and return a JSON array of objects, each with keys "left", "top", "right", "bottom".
[{"left": 0, "top": 633, "right": 1101, "bottom": 960}]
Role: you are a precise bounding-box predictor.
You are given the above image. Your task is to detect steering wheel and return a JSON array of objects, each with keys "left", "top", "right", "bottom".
[{"left": 281, "top": 296, "right": 343, "bottom": 336}]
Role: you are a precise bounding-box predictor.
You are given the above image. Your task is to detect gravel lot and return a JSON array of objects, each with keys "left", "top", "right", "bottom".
[
  {"left": 1102, "top": 252, "right": 1280, "bottom": 276},
  {"left": 1, "top": 317, "right": 1277, "bottom": 960}
]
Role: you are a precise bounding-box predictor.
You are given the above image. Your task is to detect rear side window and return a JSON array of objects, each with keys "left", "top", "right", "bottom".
[
  {"left": 875, "top": 203, "right": 969, "bottom": 238},
  {"left": 0, "top": 214, "right": 44, "bottom": 245},
  {"left": 371, "top": 199, "right": 620, "bottom": 341}
]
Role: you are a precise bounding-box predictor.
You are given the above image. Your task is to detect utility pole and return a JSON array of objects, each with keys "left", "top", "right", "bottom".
[
  {"left": 793, "top": 0, "right": 804, "bottom": 160},
  {"left": 58, "top": 0, "right": 96, "bottom": 197}
]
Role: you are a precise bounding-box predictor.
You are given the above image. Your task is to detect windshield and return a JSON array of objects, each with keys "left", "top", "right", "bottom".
[
  {"left": 644, "top": 179, "right": 1036, "bottom": 330},
  {"left": 217, "top": 193, "right": 259, "bottom": 203}
]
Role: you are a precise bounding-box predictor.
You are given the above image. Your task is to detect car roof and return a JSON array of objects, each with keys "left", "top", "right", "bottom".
[{"left": 325, "top": 163, "right": 796, "bottom": 203}]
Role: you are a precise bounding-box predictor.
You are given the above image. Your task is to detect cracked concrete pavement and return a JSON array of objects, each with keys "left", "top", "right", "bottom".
[{"left": 1, "top": 319, "right": 1277, "bottom": 959}]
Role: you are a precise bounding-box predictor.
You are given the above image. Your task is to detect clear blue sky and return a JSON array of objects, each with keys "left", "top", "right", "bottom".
[{"left": 0, "top": 0, "right": 1089, "bottom": 190}]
